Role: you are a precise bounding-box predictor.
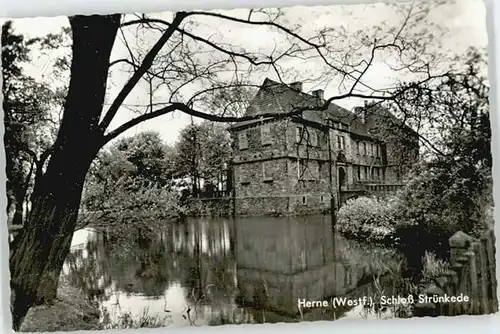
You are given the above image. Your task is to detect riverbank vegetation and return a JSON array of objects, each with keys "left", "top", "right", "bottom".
[
  {"left": 19, "top": 278, "right": 100, "bottom": 332},
  {"left": 337, "top": 48, "right": 491, "bottom": 276},
  {"left": 78, "top": 122, "right": 232, "bottom": 232}
]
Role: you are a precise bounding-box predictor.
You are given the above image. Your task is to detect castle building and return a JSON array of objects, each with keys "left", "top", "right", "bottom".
[{"left": 228, "top": 78, "right": 419, "bottom": 216}]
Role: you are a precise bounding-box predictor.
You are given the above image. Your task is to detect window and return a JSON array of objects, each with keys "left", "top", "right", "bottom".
[
  {"left": 296, "top": 127, "right": 303, "bottom": 143},
  {"left": 364, "top": 166, "right": 368, "bottom": 180},
  {"left": 310, "top": 131, "right": 318, "bottom": 146},
  {"left": 356, "top": 166, "right": 361, "bottom": 180},
  {"left": 363, "top": 142, "right": 367, "bottom": 155},
  {"left": 238, "top": 168, "right": 249, "bottom": 185},
  {"left": 320, "top": 195, "right": 325, "bottom": 204},
  {"left": 371, "top": 167, "right": 375, "bottom": 180},
  {"left": 312, "top": 162, "right": 320, "bottom": 179},
  {"left": 261, "top": 124, "right": 272, "bottom": 146},
  {"left": 298, "top": 159, "right": 317, "bottom": 180},
  {"left": 356, "top": 141, "right": 360, "bottom": 155},
  {"left": 337, "top": 136, "right": 345, "bottom": 151},
  {"left": 302, "top": 196, "right": 307, "bottom": 205},
  {"left": 298, "top": 159, "right": 305, "bottom": 179},
  {"left": 238, "top": 131, "right": 248, "bottom": 150},
  {"left": 376, "top": 144, "right": 380, "bottom": 157},
  {"left": 262, "top": 161, "right": 273, "bottom": 181},
  {"left": 376, "top": 168, "right": 380, "bottom": 181}
]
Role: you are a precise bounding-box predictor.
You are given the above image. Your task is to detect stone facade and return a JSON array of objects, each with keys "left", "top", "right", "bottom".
[{"left": 229, "top": 78, "right": 419, "bottom": 216}]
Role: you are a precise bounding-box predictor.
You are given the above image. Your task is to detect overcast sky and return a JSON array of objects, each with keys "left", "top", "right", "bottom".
[{"left": 6, "top": 0, "right": 489, "bottom": 146}]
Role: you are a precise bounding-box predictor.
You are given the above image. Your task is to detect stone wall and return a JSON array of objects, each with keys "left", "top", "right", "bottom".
[
  {"left": 235, "top": 196, "right": 290, "bottom": 216},
  {"left": 234, "top": 159, "right": 290, "bottom": 198},
  {"left": 187, "top": 198, "right": 232, "bottom": 217},
  {"left": 414, "top": 229, "right": 498, "bottom": 317}
]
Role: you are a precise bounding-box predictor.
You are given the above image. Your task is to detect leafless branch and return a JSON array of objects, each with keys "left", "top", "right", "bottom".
[{"left": 99, "top": 12, "right": 189, "bottom": 132}]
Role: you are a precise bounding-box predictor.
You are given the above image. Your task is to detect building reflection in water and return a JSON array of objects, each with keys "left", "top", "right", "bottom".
[{"left": 63, "top": 215, "right": 401, "bottom": 327}]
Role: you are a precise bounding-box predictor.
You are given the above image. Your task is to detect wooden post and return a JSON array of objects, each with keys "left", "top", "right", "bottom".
[
  {"left": 464, "top": 250, "right": 478, "bottom": 314},
  {"left": 485, "top": 230, "right": 498, "bottom": 312},
  {"left": 449, "top": 231, "right": 473, "bottom": 267},
  {"left": 477, "top": 240, "right": 489, "bottom": 314}
]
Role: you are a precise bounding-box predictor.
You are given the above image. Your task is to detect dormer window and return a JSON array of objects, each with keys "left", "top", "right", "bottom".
[
  {"left": 310, "top": 131, "right": 318, "bottom": 146},
  {"left": 238, "top": 131, "right": 248, "bottom": 150},
  {"left": 295, "top": 127, "right": 303, "bottom": 143},
  {"left": 337, "top": 136, "right": 345, "bottom": 151},
  {"left": 262, "top": 161, "right": 273, "bottom": 182},
  {"left": 261, "top": 124, "right": 272, "bottom": 146}
]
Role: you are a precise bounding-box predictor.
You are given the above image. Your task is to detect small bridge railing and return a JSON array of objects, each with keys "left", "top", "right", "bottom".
[{"left": 340, "top": 183, "right": 404, "bottom": 193}]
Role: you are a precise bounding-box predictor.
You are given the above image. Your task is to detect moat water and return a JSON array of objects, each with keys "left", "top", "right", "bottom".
[{"left": 63, "top": 215, "right": 410, "bottom": 327}]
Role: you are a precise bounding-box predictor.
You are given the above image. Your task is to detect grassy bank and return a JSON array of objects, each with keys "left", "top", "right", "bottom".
[{"left": 20, "top": 279, "right": 100, "bottom": 332}]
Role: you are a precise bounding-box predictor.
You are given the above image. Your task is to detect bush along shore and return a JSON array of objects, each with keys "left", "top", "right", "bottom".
[
  {"left": 335, "top": 192, "right": 493, "bottom": 295},
  {"left": 336, "top": 196, "right": 399, "bottom": 246}
]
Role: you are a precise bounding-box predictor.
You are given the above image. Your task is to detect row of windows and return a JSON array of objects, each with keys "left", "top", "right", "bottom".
[
  {"left": 298, "top": 159, "right": 321, "bottom": 180},
  {"left": 356, "top": 141, "right": 381, "bottom": 157},
  {"left": 238, "top": 124, "right": 276, "bottom": 150},
  {"left": 354, "top": 165, "right": 385, "bottom": 181},
  {"left": 239, "top": 160, "right": 323, "bottom": 183},
  {"left": 239, "top": 161, "right": 388, "bottom": 185},
  {"left": 238, "top": 125, "right": 323, "bottom": 150},
  {"left": 239, "top": 161, "right": 278, "bottom": 183},
  {"left": 302, "top": 194, "right": 328, "bottom": 205},
  {"left": 295, "top": 127, "right": 319, "bottom": 146},
  {"left": 327, "top": 119, "right": 349, "bottom": 131},
  {"left": 237, "top": 125, "right": 381, "bottom": 157}
]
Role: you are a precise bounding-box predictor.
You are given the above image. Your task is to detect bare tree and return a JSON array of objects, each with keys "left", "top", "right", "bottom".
[{"left": 8, "top": 1, "right": 469, "bottom": 329}]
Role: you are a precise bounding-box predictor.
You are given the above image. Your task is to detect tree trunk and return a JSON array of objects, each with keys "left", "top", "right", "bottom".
[
  {"left": 12, "top": 200, "right": 24, "bottom": 226},
  {"left": 11, "top": 161, "right": 32, "bottom": 226},
  {"left": 9, "top": 14, "right": 120, "bottom": 330}
]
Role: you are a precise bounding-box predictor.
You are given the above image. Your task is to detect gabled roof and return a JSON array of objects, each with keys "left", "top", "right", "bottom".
[
  {"left": 229, "top": 78, "right": 352, "bottom": 128},
  {"left": 229, "top": 78, "right": 416, "bottom": 140}
]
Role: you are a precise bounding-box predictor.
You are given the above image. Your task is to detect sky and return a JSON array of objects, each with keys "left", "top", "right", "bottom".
[{"left": 5, "top": 0, "right": 489, "bottom": 146}]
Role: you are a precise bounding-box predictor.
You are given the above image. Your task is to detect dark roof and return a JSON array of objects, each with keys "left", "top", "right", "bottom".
[{"left": 229, "top": 78, "right": 415, "bottom": 140}]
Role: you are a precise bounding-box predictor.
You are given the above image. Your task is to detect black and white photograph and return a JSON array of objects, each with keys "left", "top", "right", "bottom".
[{"left": 2, "top": 0, "right": 497, "bottom": 331}]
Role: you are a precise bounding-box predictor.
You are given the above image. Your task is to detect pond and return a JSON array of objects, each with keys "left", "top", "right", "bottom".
[{"left": 63, "top": 215, "right": 413, "bottom": 328}]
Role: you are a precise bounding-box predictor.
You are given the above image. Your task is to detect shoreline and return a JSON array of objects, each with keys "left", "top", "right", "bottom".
[{"left": 20, "top": 279, "right": 101, "bottom": 332}]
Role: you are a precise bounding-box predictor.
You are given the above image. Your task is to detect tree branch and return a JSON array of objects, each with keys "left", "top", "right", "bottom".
[
  {"left": 121, "top": 14, "right": 378, "bottom": 93},
  {"left": 102, "top": 87, "right": 396, "bottom": 145},
  {"left": 99, "top": 11, "right": 189, "bottom": 133}
]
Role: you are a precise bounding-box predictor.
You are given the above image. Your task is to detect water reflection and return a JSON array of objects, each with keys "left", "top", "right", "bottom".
[{"left": 63, "top": 215, "right": 404, "bottom": 327}]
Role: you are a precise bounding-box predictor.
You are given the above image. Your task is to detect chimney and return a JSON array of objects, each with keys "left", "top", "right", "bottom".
[
  {"left": 290, "top": 81, "right": 303, "bottom": 92},
  {"left": 354, "top": 106, "right": 366, "bottom": 124},
  {"left": 312, "top": 89, "right": 324, "bottom": 100}
]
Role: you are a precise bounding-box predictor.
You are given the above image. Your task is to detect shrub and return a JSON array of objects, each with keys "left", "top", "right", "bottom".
[
  {"left": 420, "top": 251, "right": 450, "bottom": 288},
  {"left": 336, "top": 196, "right": 399, "bottom": 243},
  {"left": 390, "top": 160, "right": 492, "bottom": 274}
]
